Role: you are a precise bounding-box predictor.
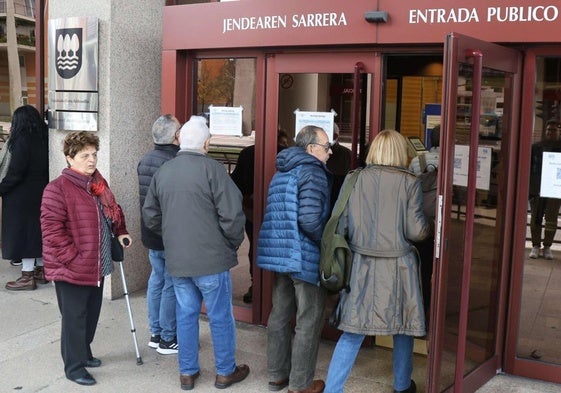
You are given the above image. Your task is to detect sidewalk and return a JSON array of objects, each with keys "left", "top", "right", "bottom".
[{"left": 1, "top": 260, "right": 560, "bottom": 393}]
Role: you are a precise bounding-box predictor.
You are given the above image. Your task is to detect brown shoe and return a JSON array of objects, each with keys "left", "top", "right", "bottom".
[
  {"left": 180, "top": 371, "right": 200, "bottom": 390},
  {"left": 6, "top": 271, "right": 36, "bottom": 291},
  {"left": 214, "top": 364, "right": 250, "bottom": 389},
  {"left": 34, "top": 266, "right": 49, "bottom": 284},
  {"left": 288, "top": 380, "right": 325, "bottom": 393},
  {"left": 269, "top": 377, "right": 289, "bottom": 391}
]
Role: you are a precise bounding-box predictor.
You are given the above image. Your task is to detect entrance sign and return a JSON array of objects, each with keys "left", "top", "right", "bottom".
[
  {"left": 209, "top": 106, "right": 243, "bottom": 136},
  {"left": 164, "top": 0, "right": 561, "bottom": 50},
  {"left": 48, "top": 17, "right": 99, "bottom": 131},
  {"left": 453, "top": 145, "right": 492, "bottom": 190},
  {"left": 539, "top": 152, "right": 561, "bottom": 198},
  {"left": 294, "top": 110, "right": 336, "bottom": 142}
]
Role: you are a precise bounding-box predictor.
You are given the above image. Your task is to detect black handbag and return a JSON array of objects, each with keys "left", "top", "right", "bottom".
[{"left": 111, "top": 236, "right": 124, "bottom": 262}]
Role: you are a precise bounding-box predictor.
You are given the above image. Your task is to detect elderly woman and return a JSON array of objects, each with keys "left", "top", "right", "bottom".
[
  {"left": 324, "top": 130, "right": 431, "bottom": 393},
  {"left": 40, "top": 131, "right": 132, "bottom": 386}
]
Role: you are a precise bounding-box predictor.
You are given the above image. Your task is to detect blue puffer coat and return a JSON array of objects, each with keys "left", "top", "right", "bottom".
[{"left": 257, "top": 146, "right": 332, "bottom": 285}]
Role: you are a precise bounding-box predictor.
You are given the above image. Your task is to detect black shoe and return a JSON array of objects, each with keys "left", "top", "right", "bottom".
[
  {"left": 242, "top": 286, "right": 252, "bottom": 303},
  {"left": 86, "top": 357, "right": 102, "bottom": 367},
  {"left": 394, "top": 380, "right": 416, "bottom": 393},
  {"left": 148, "top": 334, "right": 161, "bottom": 349},
  {"left": 10, "top": 259, "right": 22, "bottom": 266},
  {"left": 69, "top": 372, "right": 96, "bottom": 386},
  {"left": 157, "top": 337, "right": 179, "bottom": 355}
]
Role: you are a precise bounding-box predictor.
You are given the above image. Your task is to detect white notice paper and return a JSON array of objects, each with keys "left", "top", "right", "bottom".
[
  {"left": 453, "top": 145, "right": 492, "bottom": 191},
  {"left": 294, "top": 110, "right": 335, "bottom": 142},
  {"left": 540, "top": 151, "right": 561, "bottom": 198},
  {"left": 209, "top": 106, "right": 243, "bottom": 136}
]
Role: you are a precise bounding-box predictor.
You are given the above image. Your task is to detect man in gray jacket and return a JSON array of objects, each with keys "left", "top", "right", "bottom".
[{"left": 142, "top": 115, "right": 249, "bottom": 391}]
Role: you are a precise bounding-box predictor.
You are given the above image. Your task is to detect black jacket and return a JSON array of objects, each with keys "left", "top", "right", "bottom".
[
  {"left": 0, "top": 130, "right": 48, "bottom": 259},
  {"left": 137, "top": 144, "right": 179, "bottom": 249}
]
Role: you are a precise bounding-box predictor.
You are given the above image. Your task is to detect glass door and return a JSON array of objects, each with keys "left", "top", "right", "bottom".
[
  {"left": 259, "top": 51, "right": 378, "bottom": 328},
  {"left": 191, "top": 54, "right": 263, "bottom": 324},
  {"left": 505, "top": 50, "right": 561, "bottom": 384},
  {"left": 427, "top": 34, "right": 521, "bottom": 393}
]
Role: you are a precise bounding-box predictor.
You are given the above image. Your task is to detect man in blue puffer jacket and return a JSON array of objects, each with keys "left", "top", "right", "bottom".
[{"left": 257, "top": 125, "right": 333, "bottom": 393}]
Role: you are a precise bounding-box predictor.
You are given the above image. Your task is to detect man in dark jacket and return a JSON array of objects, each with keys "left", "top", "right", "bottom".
[
  {"left": 142, "top": 115, "right": 249, "bottom": 391},
  {"left": 257, "top": 125, "right": 332, "bottom": 393},
  {"left": 529, "top": 119, "right": 561, "bottom": 260},
  {"left": 326, "top": 123, "right": 351, "bottom": 211},
  {"left": 230, "top": 129, "right": 288, "bottom": 303},
  {"left": 137, "top": 114, "right": 180, "bottom": 354}
]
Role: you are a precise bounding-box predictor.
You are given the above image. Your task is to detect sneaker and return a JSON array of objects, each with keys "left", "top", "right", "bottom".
[
  {"left": 10, "top": 259, "right": 22, "bottom": 266},
  {"left": 543, "top": 246, "right": 553, "bottom": 260},
  {"left": 157, "top": 337, "right": 179, "bottom": 355},
  {"left": 529, "top": 246, "right": 540, "bottom": 259},
  {"left": 148, "top": 334, "right": 160, "bottom": 349}
]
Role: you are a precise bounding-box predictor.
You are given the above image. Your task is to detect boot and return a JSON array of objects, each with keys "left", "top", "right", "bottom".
[
  {"left": 5, "top": 271, "right": 37, "bottom": 291},
  {"left": 34, "top": 266, "right": 49, "bottom": 284}
]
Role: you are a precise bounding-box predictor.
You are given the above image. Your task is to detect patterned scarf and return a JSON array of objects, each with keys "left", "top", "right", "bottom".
[{"left": 89, "top": 170, "right": 122, "bottom": 227}]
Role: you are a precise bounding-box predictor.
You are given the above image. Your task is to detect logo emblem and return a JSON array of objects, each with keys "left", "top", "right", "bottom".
[{"left": 56, "top": 28, "right": 82, "bottom": 79}]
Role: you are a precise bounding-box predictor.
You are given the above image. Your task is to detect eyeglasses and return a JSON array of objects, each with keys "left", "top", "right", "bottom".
[{"left": 309, "top": 142, "right": 332, "bottom": 152}]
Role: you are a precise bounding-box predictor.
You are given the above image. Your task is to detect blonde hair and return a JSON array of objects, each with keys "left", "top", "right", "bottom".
[{"left": 365, "top": 129, "right": 409, "bottom": 167}]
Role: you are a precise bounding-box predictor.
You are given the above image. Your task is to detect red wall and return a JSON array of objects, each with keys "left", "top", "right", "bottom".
[{"left": 163, "top": 0, "right": 561, "bottom": 50}]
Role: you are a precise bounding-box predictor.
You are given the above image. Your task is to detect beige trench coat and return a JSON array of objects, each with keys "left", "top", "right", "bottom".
[{"left": 336, "top": 165, "right": 431, "bottom": 336}]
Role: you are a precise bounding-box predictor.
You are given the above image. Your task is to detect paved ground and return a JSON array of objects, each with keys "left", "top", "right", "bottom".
[{"left": 1, "top": 260, "right": 560, "bottom": 393}]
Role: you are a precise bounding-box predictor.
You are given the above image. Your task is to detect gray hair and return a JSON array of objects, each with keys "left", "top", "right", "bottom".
[
  {"left": 295, "top": 125, "right": 324, "bottom": 148},
  {"left": 152, "top": 114, "right": 180, "bottom": 144}
]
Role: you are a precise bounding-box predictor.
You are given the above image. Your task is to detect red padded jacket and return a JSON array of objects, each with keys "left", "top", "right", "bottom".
[{"left": 40, "top": 168, "right": 128, "bottom": 286}]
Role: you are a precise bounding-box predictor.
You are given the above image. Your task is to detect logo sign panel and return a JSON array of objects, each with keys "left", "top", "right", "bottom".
[
  {"left": 55, "top": 28, "right": 82, "bottom": 79},
  {"left": 48, "top": 17, "right": 98, "bottom": 131}
]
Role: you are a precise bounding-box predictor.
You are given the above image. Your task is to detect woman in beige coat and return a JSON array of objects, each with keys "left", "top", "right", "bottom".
[{"left": 324, "top": 130, "right": 431, "bottom": 393}]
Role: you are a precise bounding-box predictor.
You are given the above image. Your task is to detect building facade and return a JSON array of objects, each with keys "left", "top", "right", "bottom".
[
  {"left": 38, "top": 1, "right": 561, "bottom": 392},
  {"left": 0, "top": 0, "right": 37, "bottom": 118}
]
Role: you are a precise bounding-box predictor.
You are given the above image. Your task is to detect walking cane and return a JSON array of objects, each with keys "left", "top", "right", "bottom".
[{"left": 115, "top": 238, "right": 143, "bottom": 365}]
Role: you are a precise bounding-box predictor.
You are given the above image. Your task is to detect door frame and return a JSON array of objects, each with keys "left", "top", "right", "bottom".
[
  {"left": 504, "top": 46, "right": 561, "bottom": 384},
  {"left": 259, "top": 50, "right": 380, "bottom": 325},
  {"left": 428, "top": 33, "right": 522, "bottom": 393}
]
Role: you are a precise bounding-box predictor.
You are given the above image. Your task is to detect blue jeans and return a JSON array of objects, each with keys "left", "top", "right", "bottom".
[
  {"left": 267, "top": 273, "right": 327, "bottom": 390},
  {"left": 324, "top": 333, "right": 414, "bottom": 392},
  {"left": 171, "top": 271, "right": 237, "bottom": 376},
  {"left": 147, "top": 249, "right": 177, "bottom": 341}
]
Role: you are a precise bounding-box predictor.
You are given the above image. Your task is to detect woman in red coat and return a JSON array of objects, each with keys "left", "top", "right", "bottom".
[{"left": 40, "top": 131, "right": 132, "bottom": 386}]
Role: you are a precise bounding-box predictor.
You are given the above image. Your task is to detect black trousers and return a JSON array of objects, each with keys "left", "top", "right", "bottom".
[
  {"left": 54, "top": 280, "right": 104, "bottom": 379},
  {"left": 245, "top": 219, "right": 254, "bottom": 279}
]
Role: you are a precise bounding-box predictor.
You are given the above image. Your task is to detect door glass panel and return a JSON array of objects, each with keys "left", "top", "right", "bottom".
[
  {"left": 518, "top": 56, "right": 561, "bottom": 366},
  {"left": 276, "top": 71, "right": 371, "bottom": 337},
  {"left": 193, "top": 57, "right": 256, "bottom": 308},
  {"left": 440, "top": 63, "right": 510, "bottom": 390},
  {"left": 277, "top": 72, "right": 370, "bottom": 164}
]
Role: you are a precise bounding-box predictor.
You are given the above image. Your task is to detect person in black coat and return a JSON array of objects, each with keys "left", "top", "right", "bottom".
[
  {"left": 1, "top": 105, "right": 49, "bottom": 290},
  {"left": 230, "top": 129, "right": 288, "bottom": 303},
  {"left": 326, "top": 124, "right": 351, "bottom": 211}
]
